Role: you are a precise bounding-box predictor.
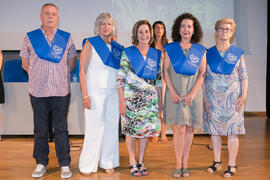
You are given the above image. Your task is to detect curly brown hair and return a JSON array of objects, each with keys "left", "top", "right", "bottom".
[
  {"left": 131, "top": 20, "right": 153, "bottom": 45},
  {"left": 171, "top": 13, "right": 203, "bottom": 43}
]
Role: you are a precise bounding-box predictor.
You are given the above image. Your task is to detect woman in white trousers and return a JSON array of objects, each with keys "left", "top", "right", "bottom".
[
  {"left": 79, "top": 89, "right": 119, "bottom": 173},
  {"left": 78, "top": 12, "right": 122, "bottom": 175}
]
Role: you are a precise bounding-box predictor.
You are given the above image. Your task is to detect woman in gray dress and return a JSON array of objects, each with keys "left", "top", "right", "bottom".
[
  {"left": 204, "top": 18, "right": 248, "bottom": 178},
  {"left": 163, "top": 13, "right": 206, "bottom": 178}
]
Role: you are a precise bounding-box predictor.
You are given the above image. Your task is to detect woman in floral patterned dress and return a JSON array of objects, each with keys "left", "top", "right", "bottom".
[
  {"left": 204, "top": 18, "right": 248, "bottom": 177},
  {"left": 117, "top": 20, "right": 162, "bottom": 177}
]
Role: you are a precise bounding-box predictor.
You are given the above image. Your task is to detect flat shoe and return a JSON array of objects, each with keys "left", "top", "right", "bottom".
[
  {"left": 181, "top": 168, "right": 190, "bottom": 177},
  {"left": 208, "top": 161, "right": 222, "bottom": 173},
  {"left": 137, "top": 163, "right": 149, "bottom": 176},
  {"left": 105, "top": 168, "right": 115, "bottom": 174},
  {"left": 129, "top": 164, "right": 141, "bottom": 177},
  {"left": 224, "top": 165, "right": 237, "bottom": 178},
  {"left": 172, "top": 168, "right": 181, "bottom": 179}
]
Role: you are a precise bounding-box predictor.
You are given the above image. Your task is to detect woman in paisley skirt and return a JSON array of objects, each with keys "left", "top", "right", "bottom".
[
  {"left": 203, "top": 18, "right": 248, "bottom": 177},
  {"left": 117, "top": 20, "right": 162, "bottom": 177}
]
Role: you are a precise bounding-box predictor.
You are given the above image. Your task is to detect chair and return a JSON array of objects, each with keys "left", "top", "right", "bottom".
[
  {"left": 3, "top": 59, "right": 28, "bottom": 82},
  {"left": 70, "top": 60, "right": 80, "bottom": 82}
]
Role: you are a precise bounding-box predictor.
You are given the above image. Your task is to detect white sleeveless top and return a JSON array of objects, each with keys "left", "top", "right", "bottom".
[{"left": 86, "top": 44, "right": 118, "bottom": 89}]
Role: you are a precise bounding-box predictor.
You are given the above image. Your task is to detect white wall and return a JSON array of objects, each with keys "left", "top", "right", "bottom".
[
  {"left": 0, "top": 0, "right": 234, "bottom": 49},
  {"left": 235, "top": 0, "right": 267, "bottom": 111},
  {"left": 0, "top": 0, "right": 267, "bottom": 111}
]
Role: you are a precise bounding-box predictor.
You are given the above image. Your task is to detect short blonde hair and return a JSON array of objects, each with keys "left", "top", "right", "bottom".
[
  {"left": 94, "top": 12, "right": 116, "bottom": 37},
  {"left": 131, "top": 20, "right": 153, "bottom": 45},
  {"left": 215, "top": 18, "right": 236, "bottom": 44}
]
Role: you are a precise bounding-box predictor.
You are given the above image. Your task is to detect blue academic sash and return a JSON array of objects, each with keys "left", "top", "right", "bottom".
[
  {"left": 111, "top": 40, "right": 124, "bottom": 69},
  {"left": 207, "top": 46, "right": 244, "bottom": 74},
  {"left": 123, "top": 46, "right": 161, "bottom": 80},
  {"left": 27, "top": 28, "right": 70, "bottom": 63},
  {"left": 82, "top": 36, "right": 123, "bottom": 69},
  {"left": 164, "top": 42, "right": 206, "bottom": 75}
]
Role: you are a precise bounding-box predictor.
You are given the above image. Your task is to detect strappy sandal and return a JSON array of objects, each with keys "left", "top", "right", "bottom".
[
  {"left": 224, "top": 165, "right": 237, "bottom": 178},
  {"left": 129, "top": 164, "right": 141, "bottom": 177},
  {"left": 172, "top": 168, "right": 181, "bottom": 179},
  {"left": 137, "top": 163, "right": 149, "bottom": 176},
  {"left": 181, "top": 168, "right": 190, "bottom": 177},
  {"left": 208, "top": 161, "right": 222, "bottom": 173}
]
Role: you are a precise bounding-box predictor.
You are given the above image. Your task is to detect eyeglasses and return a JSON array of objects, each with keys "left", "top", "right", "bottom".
[{"left": 218, "top": 27, "right": 231, "bottom": 32}]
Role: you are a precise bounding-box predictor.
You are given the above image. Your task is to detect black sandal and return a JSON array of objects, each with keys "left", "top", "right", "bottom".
[
  {"left": 224, "top": 165, "right": 237, "bottom": 177},
  {"left": 208, "top": 161, "right": 222, "bottom": 173},
  {"left": 129, "top": 164, "right": 141, "bottom": 177},
  {"left": 137, "top": 163, "right": 149, "bottom": 176}
]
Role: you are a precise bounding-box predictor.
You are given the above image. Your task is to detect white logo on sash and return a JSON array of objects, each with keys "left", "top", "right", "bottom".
[
  {"left": 112, "top": 48, "right": 121, "bottom": 58},
  {"left": 225, "top": 53, "right": 237, "bottom": 64},
  {"left": 51, "top": 45, "right": 63, "bottom": 59},
  {"left": 53, "top": 45, "right": 63, "bottom": 55},
  {"left": 188, "top": 54, "right": 199, "bottom": 67},
  {"left": 146, "top": 58, "right": 157, "bottom": 71}
]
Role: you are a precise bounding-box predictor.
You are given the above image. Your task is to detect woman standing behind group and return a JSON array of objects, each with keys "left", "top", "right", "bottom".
[
  {"left": 151, "top": 21, "right": 168, "bottom": 143},
  {"left": 79, "top": 12, "right": 123, "bottom": 175},
  {"left": 117, "top": 20, "right": 162, "bottom": 177},
  {"left": 163, "top": 13, "right": 206, "bottom": 178},
  {"left": 204, "top": 18, "right": 248, "bottom": 178}
]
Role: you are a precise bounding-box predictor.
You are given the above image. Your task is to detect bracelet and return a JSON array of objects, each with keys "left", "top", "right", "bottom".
[{"left": 82, "top": 95, "right": 90, "bottom": 100}]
